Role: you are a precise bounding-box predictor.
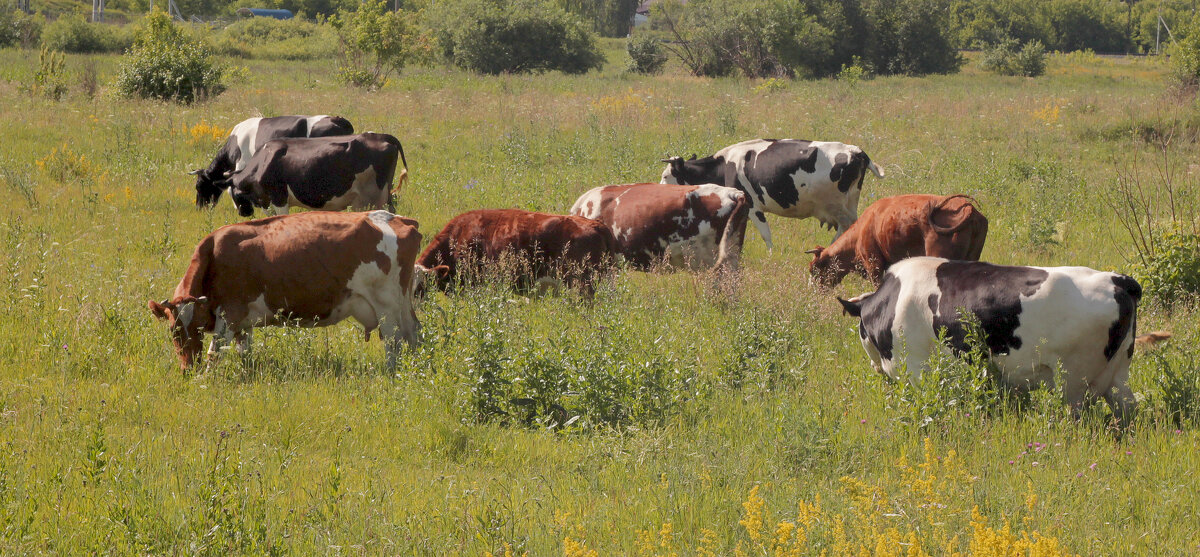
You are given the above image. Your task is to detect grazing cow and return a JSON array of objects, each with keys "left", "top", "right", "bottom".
[
  {"left": 836, "top": 257, "right": 1141, "bottom": 426},
  {"left": 228, "top": 132, "right": 407, "bottom": 218},
  {"left": 416, "top": 209, "right": 618, "bottom": 297},
  {"left": 192, "top": 115, "right": 354, "bottom": 207},
  {"left": 148, "top": 211, "right": 421, "bottom": 370},
  {"left": 660, "top": 138, "right": 884, "bottom": 249},
  {"left": 808, "top": 194, "right": 988, "bottom": 286},
  {"left": 570, "top": 183, "right": 750, "bottom": 274}
]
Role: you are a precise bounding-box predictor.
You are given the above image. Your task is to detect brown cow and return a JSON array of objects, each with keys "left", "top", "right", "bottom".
[
  {"left": 808, "top": 194, "right": 987, "bottom": 286},
  {"left": 149, "top": 210, "right": 422, "bottom": 370},
  {"left": 415, "top": 209, "right": 617, "bottom": 297},
  {"left": 569, "top": 183, "right": 750, "bottom": 274}
]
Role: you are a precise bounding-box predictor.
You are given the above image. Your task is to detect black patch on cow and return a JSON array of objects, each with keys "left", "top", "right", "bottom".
[
  {"left": 743, "top": 140, "right": 816, "bottom": 209},
  {"left": 931, "top": 261, "right": 1048, "bottom": 355},
  {"left": 856, "top": 275, "right": 903, "bottom": 360},
  {"left": 674, "top": 155, "right": 726, "bottom": 185},
  {"left": 254, "top": 116, "right": 308, "bottom": 151},
  {"left": 1107, "top": 274, "right": 1141, "bottom": 360},
  {"left": 829, "top": 151, "right": 867, "bottom": 193},
  {"left": 755, "top": 211, "right": 767, "bottom": 223},
  {"left": 309, "top": 116, "right": 354, "bottom": 137},
  {"left": 734, "top": 155, "right": 767, "bottom": 206}
]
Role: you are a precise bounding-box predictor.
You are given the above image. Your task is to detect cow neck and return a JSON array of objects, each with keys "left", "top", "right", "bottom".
[{"left": 173, "top": 235, "right": 215, "bottom": 301}]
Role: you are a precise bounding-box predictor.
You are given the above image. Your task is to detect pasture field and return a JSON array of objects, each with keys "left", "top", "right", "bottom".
[{"left": 0, "top": 44, "right": 1198, "bottom": 555}]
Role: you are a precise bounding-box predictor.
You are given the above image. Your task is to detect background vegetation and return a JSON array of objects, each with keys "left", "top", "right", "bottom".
[{"left": 1, "top": 9, "right": 1200, "bottom": 556}]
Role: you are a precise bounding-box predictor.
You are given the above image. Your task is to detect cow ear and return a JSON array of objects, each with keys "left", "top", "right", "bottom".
[
  {"left": 836, "top": 296, "right": 862, "bottom": 317},
  {"left": 188, "top": 169, "right": 203, "bottom": 176},
  {"left": 433, "top": 265, "right": 451, "bottom": 280},
  {"left": 148, "top": 299, "right": 172, "bottom": 320},
  {"left": 804, "top": 246, "right": 824, "bottom": 257}
]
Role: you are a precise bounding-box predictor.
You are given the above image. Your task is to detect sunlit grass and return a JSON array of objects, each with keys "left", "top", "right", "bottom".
[{"left": 0, "top": 47, "right": 1197, "bottom": 554}]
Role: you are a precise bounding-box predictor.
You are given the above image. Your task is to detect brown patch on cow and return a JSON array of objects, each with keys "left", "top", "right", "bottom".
[
  {"left": 417, "top": 209, "right": 616, "bottom": 296},
  {"left": 809, "top": 194, "right": 988, "bottom": 287},
  {"left": 150, "top": 211, "right": 422, "bottom": 369}
]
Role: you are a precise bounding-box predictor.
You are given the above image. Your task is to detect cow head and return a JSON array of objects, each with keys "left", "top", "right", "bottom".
[
  {"left": 660, "top": 154, "right": 708, "bottom": 184},
  {"left": 191, "top": 169, "right": 232, "bottom": 208},
  {"left": 412, "top": 264, "right": 451, "bottom": 298},
  {"left": 148, "top": 296, "right": 212, "bottom": 369},
  {"left": 228, "top": 178, "right": 261, "bottom": 218}
]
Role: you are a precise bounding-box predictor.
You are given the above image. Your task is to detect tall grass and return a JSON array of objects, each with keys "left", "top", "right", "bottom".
[{"left": 0, "top": 48, "right": 1197, "bottom": 554}]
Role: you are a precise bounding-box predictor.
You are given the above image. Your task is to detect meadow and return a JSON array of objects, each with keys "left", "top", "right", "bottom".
[{"left": 0, "top": 42, "right": 1198, "bottom": 555}]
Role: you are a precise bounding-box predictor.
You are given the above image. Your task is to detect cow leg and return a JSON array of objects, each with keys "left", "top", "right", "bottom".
[
  {"left": 749, "top": 210, "right": 773, "bottom": 251},
  {"left": 831, "top": 210, "right": 855, "bottom": 242},
  {"left": 379, "top": 311, "right": 420, "bottom": 368},
  {"left": 206, "top": 315, "right": 234, "bottom": 363}
]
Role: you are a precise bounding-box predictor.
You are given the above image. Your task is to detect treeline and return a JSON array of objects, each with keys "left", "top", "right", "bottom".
[{"left": 950, "top": 0, "right": 1196, "bottom": 54}]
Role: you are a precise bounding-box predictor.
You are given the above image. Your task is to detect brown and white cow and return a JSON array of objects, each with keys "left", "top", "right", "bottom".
[
  {"left": 569, "top": 183, "right": 750, "bottom": 274},
  {"left": 228, "top": 132, "right": 407, "bottom": 217},
  {"left": 808, "top": 194, "right": 988, "bottom": 286},
  {"left": 149, "top": 210, "right": 421, "bottom": 370},
  {"left": 415, "top": 209, "right": 617, "bottom": 297}
]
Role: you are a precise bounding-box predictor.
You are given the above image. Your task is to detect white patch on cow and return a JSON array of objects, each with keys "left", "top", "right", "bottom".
[
  {"left": 245, "top": 294, "right": 273, "bottom": 327},
  {"left": 176, "top": 301, "right": 196, "bottom": 330},
  {"left": 367, "top": 211, "right": 399, "bottom": 261},
  {"left": 304, "top": 114, "right": 330, "bottom": 136},
  {"left": 568, "top": 187, "right": 605, "bottom": 219},
  {"left": 228, "top": 117, "right": 264, "bottom": 172}
]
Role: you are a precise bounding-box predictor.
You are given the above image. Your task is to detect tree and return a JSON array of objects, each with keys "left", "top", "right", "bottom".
[{"left": 330, "top": 0, "right": 431, "bottom": 89}]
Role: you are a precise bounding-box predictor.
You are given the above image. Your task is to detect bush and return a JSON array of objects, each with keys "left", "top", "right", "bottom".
[
  {"left": 656, "top": 0, "right": 960, "bottom": 79},
  {"left": 1136, "top": 228, "right": 1200, "bottom": 304},
  {"left": 1144, "top": 346, "right": 1200, "bottom": 428},
  {"left": 213, "top": 16, "right": 338, "bottom": 60},
  {"left": 23, "top": 47, "right": 68, "bottom": 100},
  {"left": 1171, "top": 22, "right": 1200, "bottom": 89},
  {"left": 330, "top": 0, "right": 430, "bottom": 89},
  {"left": 625, "top": 34, "right": 666, "bottom": 74},
  {"left": 427, "top": 0, "right": 604, "bottom": 75},
  {"left": 41, "top": 15, "right": 130, "bottom": 53},
  {"left": 114, "top": 10, "right": 228, "bottom": 104},
  {"left": 980, "top": 37, "right": 1046, "bottom": 77},
  {"left": 0, "top": 8, "right": 43, "bottom": 48}
]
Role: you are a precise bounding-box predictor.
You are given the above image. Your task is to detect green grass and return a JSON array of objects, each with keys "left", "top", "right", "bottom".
[{"left": 0, "top": 47, "right": 1199, "bottom": 555}]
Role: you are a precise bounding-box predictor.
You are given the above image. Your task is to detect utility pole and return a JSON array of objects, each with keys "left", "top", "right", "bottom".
[{"left": 92, "top": 0, "right": 105, "bottom": 22}]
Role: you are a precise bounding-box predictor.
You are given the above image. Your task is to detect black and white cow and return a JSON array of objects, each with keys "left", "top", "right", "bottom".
[
  {"left": 836, "top": 257, "right": 1141, "bottom": 426},
  {"left": 661, "top": 139, "right": 884, "bottom": 250},
  {"left": 192, "top": 115, "right": 354, "bottom": 207},
  {"left": 228, "top": 132, "right": 407, "bottom": 218}
]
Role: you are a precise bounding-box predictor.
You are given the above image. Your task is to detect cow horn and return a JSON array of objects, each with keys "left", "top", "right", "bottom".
[
  {"left": 688, "top": 154, "right": 697, "bottom": 160},
  {"left": 804, "top": 247, "right": 823, "bottom": 255},
  {"left": 188, "top": 169, "right": 203, "bottom": 175}
]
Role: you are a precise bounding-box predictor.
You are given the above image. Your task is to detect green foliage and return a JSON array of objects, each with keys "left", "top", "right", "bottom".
[
  {"left": 427, "top": 0, "right": 604, "bottom": 75},
  {"left": 23, "top": 47, "right": 68, "bottom": 100},
  {"left": 556, "top": 0, "right": 639, "bottom": 37},
  {"left": 1145, "top": 346, "right": 1200, "bottom": 428},
  {"left": 950, "top": 0, "right": 1137, "bottom": 53},
  {"left": 0, "top": 8, "right": 43, "bottom": 48},
  {"left": 114, "top": 10, "right": 228, "bottom": 103},
  {"left": 41, "top": 14, "right": 130, "bottom": 53},
  {"left": 888, "top": 314, "right": 1009, "bottom": 431},
  {"left": 1136, "top": 227, "right": 1200, "bottom": 304},
  {"left": 330, "top": 0, "right": 430, "bottom": 89},
  {"left": 981, "top": 37, "right": 1046, "bottom": 77},
  {"left": 625, "top": 34, "right": 666, "bottom": 74},
  {"left": 1171, "top": 21, "right": 1200, "bottom": 88},
  {"left": 213, "top": 15, "right": 337, "bottom": 60},
  {"left": 659, "top": 0, "right": 959, "bottom": 79},
  {"left": 836, "top": 55, "right": 869, "bottom": 84}
]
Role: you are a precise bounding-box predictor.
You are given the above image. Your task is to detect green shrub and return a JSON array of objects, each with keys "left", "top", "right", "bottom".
[
  {"left": 0, "top": 8, "right": 43, "bottom": 48},
  {"left": 1172, "top": 22, "right": 1200, "bottom": 89},
  {"left": 625, "top": 34, "right": 666, "bottom": 74},
  {"left": 1136, "top": 227, "right": 1200, "bottom": 305},
  {"left": 22, "top": 47, "right": 68, "bottom": 100},
  {"left": 427, "top": 0, "right": 604, "bottom": 75},
  {"left": 114, "top": 10, "right": 228, "bottom": 104},
  {"left": 980, "top": 37, "right": 1046, "bottom": 77},
  {"left": 557, "top": 0, "right": 639, "bottom": 37},
  {"left": 213, "top": 16, "right": 338, "bottom": 60},
  {"left": 1144, "top": 346, "right": 1200, "bottom": 428},
  {"left": 330, "top": 0, "right": 430, "bottom": 89},
  {"left": 41, "top": 15, "right": 129, "bottom": 53}
]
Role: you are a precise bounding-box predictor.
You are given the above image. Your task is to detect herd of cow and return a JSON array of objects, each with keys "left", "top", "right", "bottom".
[{"left": 150, "top": 114, "right": 1166, "bottom": 427}]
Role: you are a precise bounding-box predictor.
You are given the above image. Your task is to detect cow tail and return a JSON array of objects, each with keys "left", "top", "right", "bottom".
[
  {"left": 866, "top": 154, "right": 885, "bottom": 178},
  {"left": 928, "top": 195, "right": 981, "bottom": 235},
  {"left": 717, "top": 192, "right": 751, "bottom": 274}
]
